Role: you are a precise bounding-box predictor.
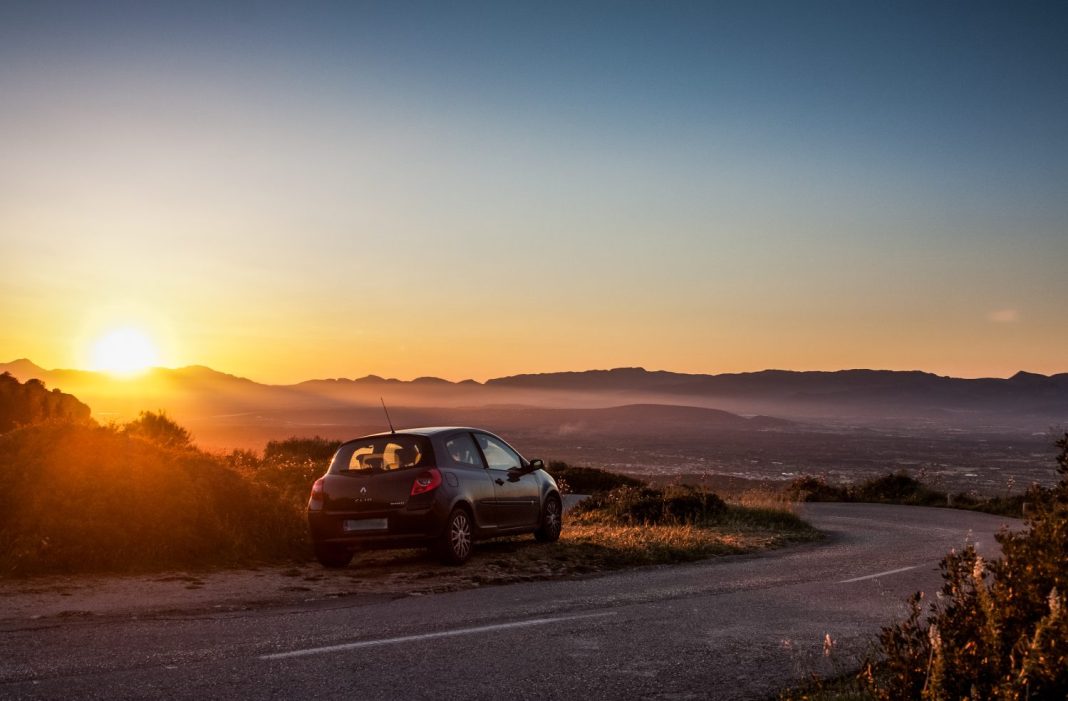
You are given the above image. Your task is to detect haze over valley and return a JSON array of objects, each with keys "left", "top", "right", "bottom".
[{"left": 5, "top": 358, "right": 1063, "bottom": 494}]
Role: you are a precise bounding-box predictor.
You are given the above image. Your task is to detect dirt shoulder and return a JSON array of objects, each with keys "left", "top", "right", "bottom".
[
  {"left": 0, "top": 545, "right": 527, "bottom": 624},
  {"left": 0, "top": 522, "right": 819, "bottom": 625}
]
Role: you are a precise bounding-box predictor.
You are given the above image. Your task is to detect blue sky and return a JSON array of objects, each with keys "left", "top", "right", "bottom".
[{"left": 2, "top": 1, "right": 1066, "bottom": 380}]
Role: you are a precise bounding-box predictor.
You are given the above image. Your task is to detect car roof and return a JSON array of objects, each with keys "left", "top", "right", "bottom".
[{"left": 353, "top": 426, "right": 482, "bottom": 439}]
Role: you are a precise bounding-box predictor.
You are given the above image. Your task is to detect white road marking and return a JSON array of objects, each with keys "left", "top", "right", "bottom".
[
  {"left": 839, "top": 565, "right": 921, "bottom": 584},
  {"left": 259, "top": 611, "right": 617, "bottom": 660}
]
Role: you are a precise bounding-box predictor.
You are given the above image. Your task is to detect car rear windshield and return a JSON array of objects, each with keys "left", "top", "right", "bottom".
[{"left": 329, "top": 435, "right": 433, "bottom": 474}]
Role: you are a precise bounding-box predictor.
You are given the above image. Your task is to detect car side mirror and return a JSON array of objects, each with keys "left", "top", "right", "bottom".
[{"left": 529, "top": 458, "right": 545, "bottom": 472}]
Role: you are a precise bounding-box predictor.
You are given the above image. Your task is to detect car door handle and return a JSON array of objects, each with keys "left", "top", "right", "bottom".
[{"left": 495, "top": 478, "right": 505, "bottom": 485}]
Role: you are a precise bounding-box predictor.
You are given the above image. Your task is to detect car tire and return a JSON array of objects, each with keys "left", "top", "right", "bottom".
[
  {"left": 534, "top": 494, "right": 562, "bottom": 543},
  {"left": 437, "top": 507, "right": 473, "bottom": 565},
  {"left": 314, "top": 543, "right": 353, "bottom": 568}
]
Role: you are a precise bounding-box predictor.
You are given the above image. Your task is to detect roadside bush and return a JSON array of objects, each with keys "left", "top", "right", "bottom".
[
  {"left": 122, "top": 410, "right": 193, "bottom": 450},
  {"left": 786, "top": 474, "right": 849, "bottom": 502},
  {"left": 787, "top": 470, "right": 1025, "bottom": 518},
  {"left": 238, "top": 455, "right": 325, "bottom": 509},
  {"left": 949, "top": 490, "right": 1026, "bottom": 518},
  {"left": 574, "top": 484, "right": 725, "bottom": 525},
  {"left": 852, "top": 472, "right": 944, "bottom": 506},
  {"left": 864, "top": 434, "right": 1068, "bottom": 699},
  {"left": 228, "top": 435, "right": 343, "bottom": 509},
  {"left": 263, "top": 435, "right": 341, "bottom": 463},
  {"left": 0, "top": 422, "right": 307, "bottom": 576},
  {"left": 663, "top": 485, "right": 727, "bottom": 522},
  {"left": 546, "top": 461, "right": 644, "bottom": 494}
]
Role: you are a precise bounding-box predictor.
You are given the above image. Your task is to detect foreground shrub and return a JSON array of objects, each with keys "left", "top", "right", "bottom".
[
  {"left": 0, "top": 422, "right": 306, "bottom": 576},
  {"left": 864, "top": 434, "right": 1068, "bottom": 699}
]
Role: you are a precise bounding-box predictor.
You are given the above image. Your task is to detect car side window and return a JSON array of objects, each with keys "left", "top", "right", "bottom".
[
  {"left": 475, "top": 433, "right": 521, "bottom": 471},
  {"left": 445, "top": 433, "right": 484, "bottom": 468}
]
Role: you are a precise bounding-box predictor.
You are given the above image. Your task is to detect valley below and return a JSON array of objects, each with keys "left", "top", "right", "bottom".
[{"left": 5, "top": 359, "right": 1065, "bottom": 496}]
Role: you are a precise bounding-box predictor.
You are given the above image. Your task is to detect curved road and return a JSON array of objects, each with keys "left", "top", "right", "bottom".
[{"left": 0, "top": 504, "right": 1019, "bottom": 700}]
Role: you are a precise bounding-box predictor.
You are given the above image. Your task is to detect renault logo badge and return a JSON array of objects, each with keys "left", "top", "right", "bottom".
[{"left": 360, "top": 487, "right": 367, "bottom": 494}]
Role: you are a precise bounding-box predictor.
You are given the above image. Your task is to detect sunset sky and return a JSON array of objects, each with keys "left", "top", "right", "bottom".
[{"left": 2, "top": 2, "right": 1066, "bottom": 383}]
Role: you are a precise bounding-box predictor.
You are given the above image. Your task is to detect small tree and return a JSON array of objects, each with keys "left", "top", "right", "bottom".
[
  {"left": 263, "top": 436, "right": 341, "bottom": 464},
  {"left": 123, "top": 410, "right": 193, "bottom": 450}
]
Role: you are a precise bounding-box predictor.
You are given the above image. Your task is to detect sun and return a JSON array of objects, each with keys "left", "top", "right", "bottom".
[{"left": 89, "top": 328, "right": 159, "bottom": 376}]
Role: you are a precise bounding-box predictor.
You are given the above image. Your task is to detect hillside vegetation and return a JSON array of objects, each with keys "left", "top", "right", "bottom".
[
  {"left": 787, "top": 471, "right": 1025, "bottom": 517},
  {"left": 0, "top": 420, "right": 306, "bottom": 576},
  {"left": 545, "top": 460, "right": 644, "bottom": 494},
  {"left": 0, "top": 372, "right": 90, "bottom": 433}
]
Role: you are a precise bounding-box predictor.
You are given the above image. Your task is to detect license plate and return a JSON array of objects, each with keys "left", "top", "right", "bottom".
[{"left": 343, "top": 518, "right": 388, "bottom": 532}]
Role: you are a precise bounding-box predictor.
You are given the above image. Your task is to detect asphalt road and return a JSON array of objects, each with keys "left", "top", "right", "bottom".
[{"left": 0, "top": 503, "right": 1019, "bottom": 700}]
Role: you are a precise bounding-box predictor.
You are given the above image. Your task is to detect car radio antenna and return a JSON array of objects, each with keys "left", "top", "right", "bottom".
[{"left": 380, "top": 397, "right": 396, "bottom": 434}]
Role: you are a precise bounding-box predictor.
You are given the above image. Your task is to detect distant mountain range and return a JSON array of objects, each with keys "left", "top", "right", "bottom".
[{"left": 2, "top": 359, "right": 1066, "bottom": 447}]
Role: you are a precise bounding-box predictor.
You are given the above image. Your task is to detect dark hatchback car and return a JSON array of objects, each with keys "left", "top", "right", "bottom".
[{"left": 307, "top": 427, "right": 563, "bottom": 567}]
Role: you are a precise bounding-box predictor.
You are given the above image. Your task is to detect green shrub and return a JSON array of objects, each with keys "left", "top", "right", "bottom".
[
  {"left": 546, "top": 461, "right": 644, "bottom": 494},
  {"left": 232, "top": 435, "right": 342, "bottom": 508},
  {"left": 573, "top": 484, "right": 725, "bottom": 525},
  {"left": 852, "top": 472, "right": 944, "bottom": 506},
  {"left": 237, "top": 454, "right": 325, "bottom": 508},
  {"left": 572, "top": 485, "right": 659, "bottom": 523},
  {"left": 786, "top": 474, "right": 850, "bottom": 502},
  {"left": 663, "top": 485, "right": 727, "bottom": 522},
  {"left": 949, "top": 491, "right": 1026, "bottom": 518},
  {"left": 123, "top": 410, "right": 193, "bottom": 450},
  {"left": 864, "top": 434, "right": 1068, "bottom": 699},
  {"left": 263, "top": 435, "right": 341, "bottom": 463},
  {"left": 787, "top": 471, "right": 1025, "bottom": 518}
]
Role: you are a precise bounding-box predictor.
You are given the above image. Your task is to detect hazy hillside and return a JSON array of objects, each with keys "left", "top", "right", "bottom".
[
  {"left": 488, "top": 367, "right": 1068, "bottom": 427},
  {"left": 0, "top": 359, "right": 352, "bottom": 421},
  {"left": 2, "top": 359, "right": 1062, "bottom": 494},
  {"left": 3, "top": 360, "right": 1064, "bottom": 433}
]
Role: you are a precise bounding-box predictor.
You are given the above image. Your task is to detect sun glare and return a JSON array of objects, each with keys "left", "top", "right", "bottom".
[{"left": 90, "top": 328, "right": 159, "bottom": 376}]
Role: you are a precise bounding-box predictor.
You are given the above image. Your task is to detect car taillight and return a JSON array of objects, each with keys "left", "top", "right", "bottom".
[
  {"left": 308, "top": 477, "right": 325, "bottom": 511},
  {"left": 410, "top": 468, "right": 442, "bottom": 496}
]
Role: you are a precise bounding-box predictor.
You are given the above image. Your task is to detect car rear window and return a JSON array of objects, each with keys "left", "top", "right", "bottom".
[{"left": 329, "top": 435, "right": 433, "bottom": 474}]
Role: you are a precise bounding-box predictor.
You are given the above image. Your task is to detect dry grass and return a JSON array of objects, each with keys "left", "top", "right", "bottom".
[
  {"left": 295, "top": 500, "right": 822, "bottom": 595},
  {"left": 727, "top": 486, "right": 802, "bottom": 512},
  {"left": 560, "top": 520, "right": 808, "bottom": 566},
  {"left": 554, "top": 500, "right": 821, "bottom": 571}
]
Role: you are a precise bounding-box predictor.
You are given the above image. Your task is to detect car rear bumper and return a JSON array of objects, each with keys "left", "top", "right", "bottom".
[{"left": 308, "top": 505, "right": 446, "bottom": 550}]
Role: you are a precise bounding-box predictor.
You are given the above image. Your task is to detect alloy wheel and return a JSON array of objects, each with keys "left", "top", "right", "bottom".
[{"left": 450, "top": 511, "right": 471, "bottom": 560}]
